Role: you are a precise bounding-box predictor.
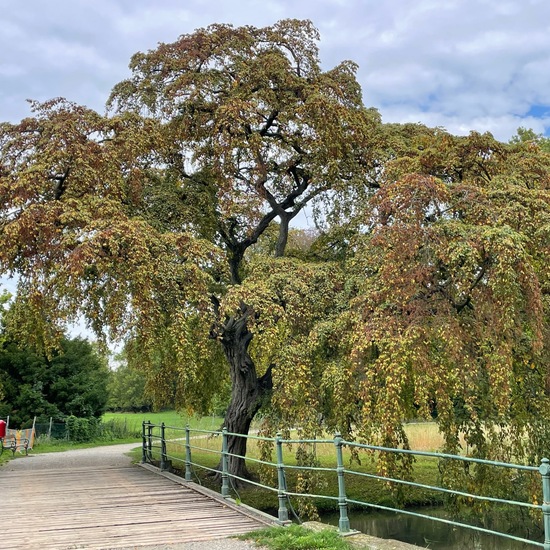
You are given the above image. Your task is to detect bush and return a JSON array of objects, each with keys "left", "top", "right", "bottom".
[
  {"left": 66, "top": 415, "right": 101, "bottom": 442},
  {"left": 62, "top": 416, "right": 141, "bottom": 443},
  {"left": 100, "top": 418, "right": 141, "bottom": 440}
]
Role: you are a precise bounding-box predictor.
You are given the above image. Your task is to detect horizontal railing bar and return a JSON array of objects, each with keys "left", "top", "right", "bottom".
[
  {"left": 283, "top": 490, "right": 340, "bottom": 502},
  {"left": 223, "top": 431, "right": 277, "bottom": 442},
  {"left": 145, "top": 422, "right": 192, "bottom": 432},
  {"left": 282, "top": 438, "right": 334, "bottom": 444},
  {"left": 224, "top": 472, "right": 279, "bottom": 492},
  {"left": 345, "top": 469, "right": 540, "bottom": 509},
  {"left": 280, "top": 464, "right": 337, "bottom": 473},
  {"left": 186, "top": 427, "right": 222, "bottom": 435},
  {"left": 222, "top": 452, "right": 277, "bottom": 469},
  {"left": 346, "top": 498, "right": 544, "bottom": 547},
  {"left": 187, "top": 444, "right": 221, "bottom": 455},
  {"left": 344, "top": 441, "right": 539, "bottom": 471}
]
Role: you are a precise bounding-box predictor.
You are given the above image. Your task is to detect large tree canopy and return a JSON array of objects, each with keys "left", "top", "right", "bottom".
[
  {"left": 0, "top": 20, "right": 549, "bottom": 481},
  {"left": 0, "top": 20, "right": 381, "bottom": 478}
]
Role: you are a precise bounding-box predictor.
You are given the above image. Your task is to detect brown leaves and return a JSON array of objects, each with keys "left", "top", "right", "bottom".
[{"left": 0, "top": 99, "right": 218, "bottom": 350}]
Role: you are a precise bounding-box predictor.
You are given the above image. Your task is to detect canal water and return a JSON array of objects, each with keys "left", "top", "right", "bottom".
[{"left": 323, "top": 507, "right": 543, "bottom": 549}]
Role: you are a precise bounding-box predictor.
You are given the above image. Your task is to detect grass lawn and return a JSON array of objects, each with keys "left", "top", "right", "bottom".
[
  {"left": 0, "top": 449, "right": 13, "bottom": 465},
  {"left": 102, "top": 410, "right": 224, "bottom": 433}
]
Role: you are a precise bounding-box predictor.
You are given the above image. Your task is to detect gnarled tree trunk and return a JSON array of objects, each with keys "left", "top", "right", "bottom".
[{"left": 217, "top": 312, "right": 272, "bottom": 483}]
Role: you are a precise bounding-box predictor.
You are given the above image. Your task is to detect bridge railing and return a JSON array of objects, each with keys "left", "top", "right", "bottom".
[{"left": 141, "top": 421, "right": 549, "bottom": 549}]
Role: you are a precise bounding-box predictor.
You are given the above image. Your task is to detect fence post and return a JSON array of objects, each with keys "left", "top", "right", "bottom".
[
  {"left": 147, "top": 420, "right": 153, "bottom": 461},
  {"left": 276, "top": 432, "right": 289, "bottom": 524},
  {"left": 334, "top": 432, "right": 350, "bottom": 533},
  {"left": 160, "top": 422, "right": 167, "bottom": 470},
  {"left": 221, "top": 427, "right": 230, "bottom": 498},
  {"left": 185, "top": 424, "right": 192, "bottom": 481},
  {"left": 141, "top": 421, "right": 147, "bottom": 463},
  {"left": 540, "top": 458, "right": 550, "bottom": 550}
]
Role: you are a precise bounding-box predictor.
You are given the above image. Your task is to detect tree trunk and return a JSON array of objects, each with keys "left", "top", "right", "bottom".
[{"left": 217, "top": 312, "right": 272, "bottom": 483}]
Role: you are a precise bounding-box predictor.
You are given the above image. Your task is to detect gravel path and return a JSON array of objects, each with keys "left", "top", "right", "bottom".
[
  {"left": 2, "top": 443, "right": 266, "bottom": 550},
  {"left": 2, "top": 441, "right": 140, "bottom": 471}
]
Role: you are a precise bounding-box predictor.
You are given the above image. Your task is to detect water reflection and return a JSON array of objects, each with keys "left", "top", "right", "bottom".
[{"left": 322, "top": 508, "right": 542, "bottom": 549}]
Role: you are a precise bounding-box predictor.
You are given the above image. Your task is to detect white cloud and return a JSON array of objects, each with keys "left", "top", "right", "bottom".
[
  {"left": 1, "top": 0, "right": 549, "bottom": 139},
  {"left": 113, "top": 7, "right": 193, "bottom": 39}
]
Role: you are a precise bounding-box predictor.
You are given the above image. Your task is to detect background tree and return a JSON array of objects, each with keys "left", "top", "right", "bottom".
[
  {"left": 107, "top": 351, "right": 153, "bottom": 412},
  {"left": 107, "top": 364, "right": 152, "bottom": 412},
  {"left": 509, "top": 126, "right": 550, "bottom": 153},
  {"left": 0, "top": 334, "right": 110, "bottom": 426},
  {"left": 0, "top": 290, "right": 10, "bottom": 403}
]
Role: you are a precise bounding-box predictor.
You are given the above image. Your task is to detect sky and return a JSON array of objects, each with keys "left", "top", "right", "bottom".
[{"left": 1, "top": 0, "right": 550, "bottom": 142}]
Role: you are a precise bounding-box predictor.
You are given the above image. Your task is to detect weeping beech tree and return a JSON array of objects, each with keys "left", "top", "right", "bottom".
[
  {"left": 1, "top": 20, "right": 549, "bottom": 490},
  {"left": 0, "top": 20, "right": 382, "bottom": 480},
  {"left": 249, "top": 127, "right": 550, "bottom": 503},
  {"left": 293, "top": 127, "right": 550, "bottom": 482}
]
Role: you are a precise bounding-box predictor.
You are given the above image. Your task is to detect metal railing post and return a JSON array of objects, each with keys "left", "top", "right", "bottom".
[
  {"left": 334, "top": 432, "right": 350, "bottom": 533},
  {"left": 160, "top": 422, "right": 167, "bottom": 470},
  {"left": 147, "top": 420, "right": 153, "bottom": 461},
  {"left": 221, "top": 427, "right": 230, "bottom": 498},
  {"left": 141, "top": 421, "right": 147, "bottom": 463},
  {"left": 276, "top": 432, "right": 289, "bottom": 524},
  {"left": 185, "top": 424, "right": 192, "bottom": 481},
  {"left": 540, "top": 458, "right": 550, "bottom": 550}
]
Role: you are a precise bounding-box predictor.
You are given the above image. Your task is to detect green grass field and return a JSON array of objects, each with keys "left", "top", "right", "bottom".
[{"left": 102, "top": 410, "right": 224, "bottom": 433}]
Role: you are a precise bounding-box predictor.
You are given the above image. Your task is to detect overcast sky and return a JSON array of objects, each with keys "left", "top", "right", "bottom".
[{"left": 2, "top": 0, "right": 550, "bottom": 141}]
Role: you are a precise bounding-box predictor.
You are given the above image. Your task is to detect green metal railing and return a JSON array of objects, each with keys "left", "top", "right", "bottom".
[{"left": 141, "top": 421, "right": 549, "bottom": 548}]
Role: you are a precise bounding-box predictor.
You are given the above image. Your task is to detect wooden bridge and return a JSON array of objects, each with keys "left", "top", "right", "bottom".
[{"left": 0, "top": 459, "right": 270, "bottom": 549}]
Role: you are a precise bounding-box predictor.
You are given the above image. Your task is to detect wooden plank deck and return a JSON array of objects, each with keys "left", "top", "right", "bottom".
[{"left": 0, "top": 463, "right": 269, "bottom": 549}]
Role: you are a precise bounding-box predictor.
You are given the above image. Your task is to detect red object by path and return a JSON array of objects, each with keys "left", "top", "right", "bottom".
[{"left": 0, "top": 420, "right": 6, "bottom": 438}]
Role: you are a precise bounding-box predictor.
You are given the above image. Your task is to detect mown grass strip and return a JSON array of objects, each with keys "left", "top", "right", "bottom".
[{"left": 237, "top": 524, "right": 355, "bottom": 550}]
